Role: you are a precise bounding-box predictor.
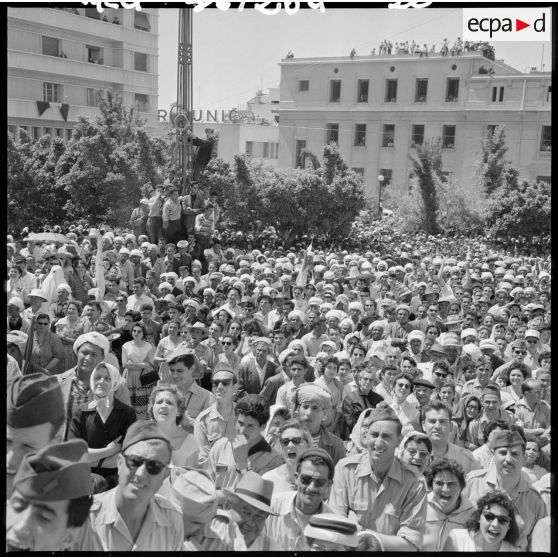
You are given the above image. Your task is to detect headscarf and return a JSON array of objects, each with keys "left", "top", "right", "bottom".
[
  {"left": 264, "top": 404, "right": 289, "bottom": 444},
  {"left": 40, "top": 265, "right": 66, "bottom": 305},
  {"left": 349, "top": 407, "right": 374, "bottom": 452},
  {"left": 452, "top": 394, "right": 482, "bottom": 441},
  {"left": 88, "top": 362, "right": 123, "bottom": 421},
  {"left": 288, "top": 339, "right": 308, "bottom": 356}
]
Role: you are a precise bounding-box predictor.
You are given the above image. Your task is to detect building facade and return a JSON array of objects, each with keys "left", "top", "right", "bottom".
[
  {"left": 277, "top": 52, "right": 551, "bottom": 198},
  {"left": 8, "top": 6, "right": 159, "bottom": 141}
]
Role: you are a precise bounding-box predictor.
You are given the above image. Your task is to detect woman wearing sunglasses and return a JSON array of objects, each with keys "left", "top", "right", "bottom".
[
  {"left": 443, "top": 489, "right": 521, "bottom": 551},
  {"left": 148, "top": 384, "right": 200, "bottom": 468}
]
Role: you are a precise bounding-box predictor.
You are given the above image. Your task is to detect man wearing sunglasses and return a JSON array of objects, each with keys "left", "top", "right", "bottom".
[
  {"left": 89, "top": 420, "right": 184, "bottom": 551},
  {"left": 266, "top": 448, "right": 335, "bottom": 550},
  {"left": 463, "top": 429, "right": 547, "bottom": 551}
]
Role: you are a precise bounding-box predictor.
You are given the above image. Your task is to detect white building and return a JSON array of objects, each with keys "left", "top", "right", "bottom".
[
  {"left": 8, "top": 6, "right": 159, "bottom": 140},
  {"left": 277, "top": 51, "right": 551, "bottom": 197}
]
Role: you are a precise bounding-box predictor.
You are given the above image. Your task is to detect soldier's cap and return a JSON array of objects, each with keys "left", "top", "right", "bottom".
[
  {"left": 368, "top": 402, "right": 402, "bottom": 426},
  {"left": 7, "top": 373, "right": 64, "bottom": 429},
  {"left": 488, "top": 429, "right": 525, "bottom": 450},
  {"left": 121, "top": 420, "right": 172, "bottom": 454},
  {"left": 166, "top": 345, "right": 196, "bottom": 364},
  {"left": 296, "top": 448, "right": 334, "bottom": 478},
  {"left": 211, "top": 362, "right": 238, "bottom": 380},
  {"left": 304, "top": 513, "right": 359, "bottom": 548},
  {"left": 13, "top": 439, "right": 92, "bottom": 501},
  {"left": 172, "top": 467, "right": 217, "bottom": 521}
]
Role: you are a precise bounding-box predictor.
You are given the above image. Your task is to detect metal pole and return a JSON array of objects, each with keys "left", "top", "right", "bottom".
[{"left": 177, "top": 8, "right": 193, "bottom": 195}]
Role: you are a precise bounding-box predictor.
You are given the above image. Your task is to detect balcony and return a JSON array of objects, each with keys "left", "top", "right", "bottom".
[{"left": 8, "top": 50, "right": 157, "bottom": 91}]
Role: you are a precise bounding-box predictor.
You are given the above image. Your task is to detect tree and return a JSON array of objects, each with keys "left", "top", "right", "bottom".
[
  {"left": 208, "top": 143, "right": 365, "bottom": 247},
  {"left": 484, "top": 179, "right": 551, "bottom": 240},
  {"left": 474, "top": 125, "right": 510, "bottom": 196},
  {"left": 408, "top": 139, "right": 443, "bottom": 235},
  {"left": 56, "top": 92, "right": 169, "bottom": 226}
]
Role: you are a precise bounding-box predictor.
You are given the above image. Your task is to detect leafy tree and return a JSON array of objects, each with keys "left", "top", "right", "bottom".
[
  {"left": 474, "top": 125, "right": 510, "bottom": 196},
  {"left": 208, "top": 144, "right": 365, "bottom": 247},
  {"left": 408, "top": 139, "right": 442, "bottom": 235},
  {"left": 484, "top": 179, "right": 551, "bottom": 239}
]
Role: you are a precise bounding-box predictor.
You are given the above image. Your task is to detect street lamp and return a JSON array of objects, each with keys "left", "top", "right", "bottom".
[{"left": 377, "top": 174, "right": 384, "bottom": 218}]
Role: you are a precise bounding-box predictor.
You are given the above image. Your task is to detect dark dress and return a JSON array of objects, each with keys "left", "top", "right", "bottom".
[{"left": 69, "top": 398, "right": 137, "bottom": 487}]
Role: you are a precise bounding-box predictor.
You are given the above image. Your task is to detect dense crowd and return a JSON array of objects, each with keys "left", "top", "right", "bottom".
[
  {"left": 370, "top": 38, "right": 494, "bottom": 59},
  {"left": 6, "top": 181, "right": 551, "bottom": 552}
]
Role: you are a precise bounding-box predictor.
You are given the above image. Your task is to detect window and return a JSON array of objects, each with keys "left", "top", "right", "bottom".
[
  {"left": 486, "top": 124, "right": 498, "bottom": 137},
  {"left": 55, "top": 128, "right": 64, "bottom": 138},
  {"left": 385, "top": 79, "right": 398, "bottom": 103},
  {"left": 32, "top": 127, "right": 41, "bottom": 141},
  {"left": 295, "top": 140, "right": 306, "bottom": 167},
  {"left": 87, "top": 88, "right": 105, "bottom": 107},
  {"left": 65, "top": 129, "right": 73, "bottom": 141},
  {"left": 411, "top": 124, "right": 424, "bottom": 147},
  {"left": 245, "top": 141, "right": 254, "bottom": 156},
  {"left": 352, "top": 168, "right": 364, "bottom": 177},
  {"left": 379, "top": 169, "right": 392, "bottom": 186},
  {"left": 354, "top": 124, "right": 366, "bottom": 147},
  {"left": 357, "top": 79, "right": 369, "bottom": 102},
  {"left": 134, "top": 52, "right": 148, "bottom": 72},
  {"left": 135, "top": 93, "right": 149, "bottom": 111},
  {"left": 326, "top": 123, "right": 339, "bottom": 144},
  {"left": 536, "top": 176, "right": 550, "bottom": 184},
  {"left": 491, "top": 86, "right": 504, "bottom": 102},
  {"left": 42, "top": 36, "right": 60, "bottom": 57},
  {"left": 546, "top": 86, "right": 551, "bottom": 103},
  {"left": 43, "top": 82, "right": 61, "bottom": 103},
  {"left": 298, "top": 80, "right": 309, "bottom": 92},
  {"left": 540, "top": 126, "right": 551, "bottom": 151},
  {"left": 415, "top": 78, "right": 428, "bottom": 102},
  {"left": 85, "top": 8, "right": 100, "bottom": 19},
  {"left": 44, "top": 127, "right": 53, "bottom": 137},
  {"left": 262, "top": 142, "right": 279, "bottom": 159},
  {"left": 442, "top": 125, "right": 456, "bottom": 149},
  {"left": 134, "top": 11, "right": 151, "bottom": 31},
  {"left": 263, "top": 142, "right": 270, "bottom": 158},
  {"left": 330, "top": 80, "right": 341, "bottom": 102},
  {"left": 382, "top": 124, "right": 395, "bottom": 147},
  {"left": 446, "top": 78, "right": 459, "bottom": 102},
  {"left": 19, "top": 126, "right": 30, "bottom": 142},
  {"left": 87, "top": 45, "right": 103, "bottom": 64}
]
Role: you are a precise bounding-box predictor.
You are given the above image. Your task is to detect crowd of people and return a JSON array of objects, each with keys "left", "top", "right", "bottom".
[
  {"left": 5, "top": 181, "right": 551, "bottom": 552},
  {"left": 369, "top": 38, "right": 494, "bottom": 59}
]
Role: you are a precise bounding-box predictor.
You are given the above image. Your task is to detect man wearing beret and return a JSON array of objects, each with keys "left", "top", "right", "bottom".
[
  {"left": 267, "top": 448, "right": 336, "bottom": 550},
  {"left": 89, "top": 420, "right": 184, "bottom": 550},
  {"left": 237, "top": 337, "right": 279, "bottom": 398},
  {"left": 329, "top": 404, "right": 427, "bottom": 551},
  {"left": 463, "top": 430, "right": 547, "bottom": 551},
  {"left": 6, "top": 439, "right": 97, "bottom": 552},
  {"left": 57, "top": 332, "right": 131, "bottom": 440},
  {"left": 7, "top": 374, "right": 66, "bottom": 497}
]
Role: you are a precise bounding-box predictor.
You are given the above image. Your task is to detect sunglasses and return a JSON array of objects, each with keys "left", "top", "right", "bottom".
[
  {"left": 280, "top": 437, "right": 303, "bottom": 447},
  {"left": 514, "top": 350, "right": 527, "bottom": 355},
  {"left": 396, "top": 383, "right": 411, "bottom": 389},
  {"left": 123, "top": 454, "right": 168, "bottom": 475},
  {"left": 221, "top": 341, "right": 233, "bottom": 346},
  {"left": 482, "top": 511, "right": 511, "bottom": 526},
  {"left": 212, "top": 378, "right": 233, "bottom": 387},
  {"left": 37, "top": 321, "right": 50, "bottom": 326},
  {"left": 298, "top": 474, "right": 328, "bottom": 488}
]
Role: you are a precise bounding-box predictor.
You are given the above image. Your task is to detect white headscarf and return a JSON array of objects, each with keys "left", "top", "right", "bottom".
[{"left": 88, "top": 362, "right": 123, "bottom": 420}]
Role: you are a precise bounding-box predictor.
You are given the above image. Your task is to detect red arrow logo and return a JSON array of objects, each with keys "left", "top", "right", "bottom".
[{"left": 516, "top": 19, "right": 530, "bottom": 31}]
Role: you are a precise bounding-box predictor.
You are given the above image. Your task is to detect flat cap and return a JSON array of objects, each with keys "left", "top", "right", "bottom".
[
  {"left": 413, "top": 378, "right": 435, "bottom": 390},
  {"left": 296, "top": 447, "right": 334, "bottom": 476},
  {"left": 121, "top": 419, "right": 171, "bottom": 454}
]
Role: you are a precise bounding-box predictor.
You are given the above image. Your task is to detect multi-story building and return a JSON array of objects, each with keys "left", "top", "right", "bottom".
[
  {"left": 277, "top": 51, "right": 551, "bottom": 198},
  {"left": 8, "top": 6, "right": 159, "bottom": 141}
]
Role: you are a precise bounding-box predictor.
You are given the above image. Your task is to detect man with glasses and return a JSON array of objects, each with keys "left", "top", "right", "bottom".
[
  {"left": 422, "top": 400, "right": 480, "bottom": 475},
  {"left": 195, "top": 364, "right": 238, "bottom": 467},
  {"left": 464, "top": 430, "right": 546, "bottom": 551},
  {"left": 89, "top": 420, "right": 184, "bottom": 550},
  {"left": 266, "top": 448, "right": 336, "bottom": 550},
  {"left": 329, "top": 404, "right": 427, "bottom": 551}
]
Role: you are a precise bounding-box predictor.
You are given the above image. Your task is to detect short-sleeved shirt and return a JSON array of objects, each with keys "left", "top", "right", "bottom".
[
  {"left": 463, "top": 466, "right": 547, "bottom": 550},
  {"left": 194, "top": 402, "right": 236, "bottom": 467},
  {"left": 514, "top": 398, "right": 551, "bottom": 430},
  {"left": 328, "top": 453, "right": 427, "bottom": 550},
  {"left": 89, "top": 488, "right": 184, "bottom": 551}
]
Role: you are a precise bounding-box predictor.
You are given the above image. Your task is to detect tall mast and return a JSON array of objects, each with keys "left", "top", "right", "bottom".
[{"left": 176, "top": 8, "right": 193, "bottom": 194}]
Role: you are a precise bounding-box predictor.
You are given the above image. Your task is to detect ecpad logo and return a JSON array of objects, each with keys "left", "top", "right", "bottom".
[{"left": 463, "top": 8, "right": 551, "bottom": 42}]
